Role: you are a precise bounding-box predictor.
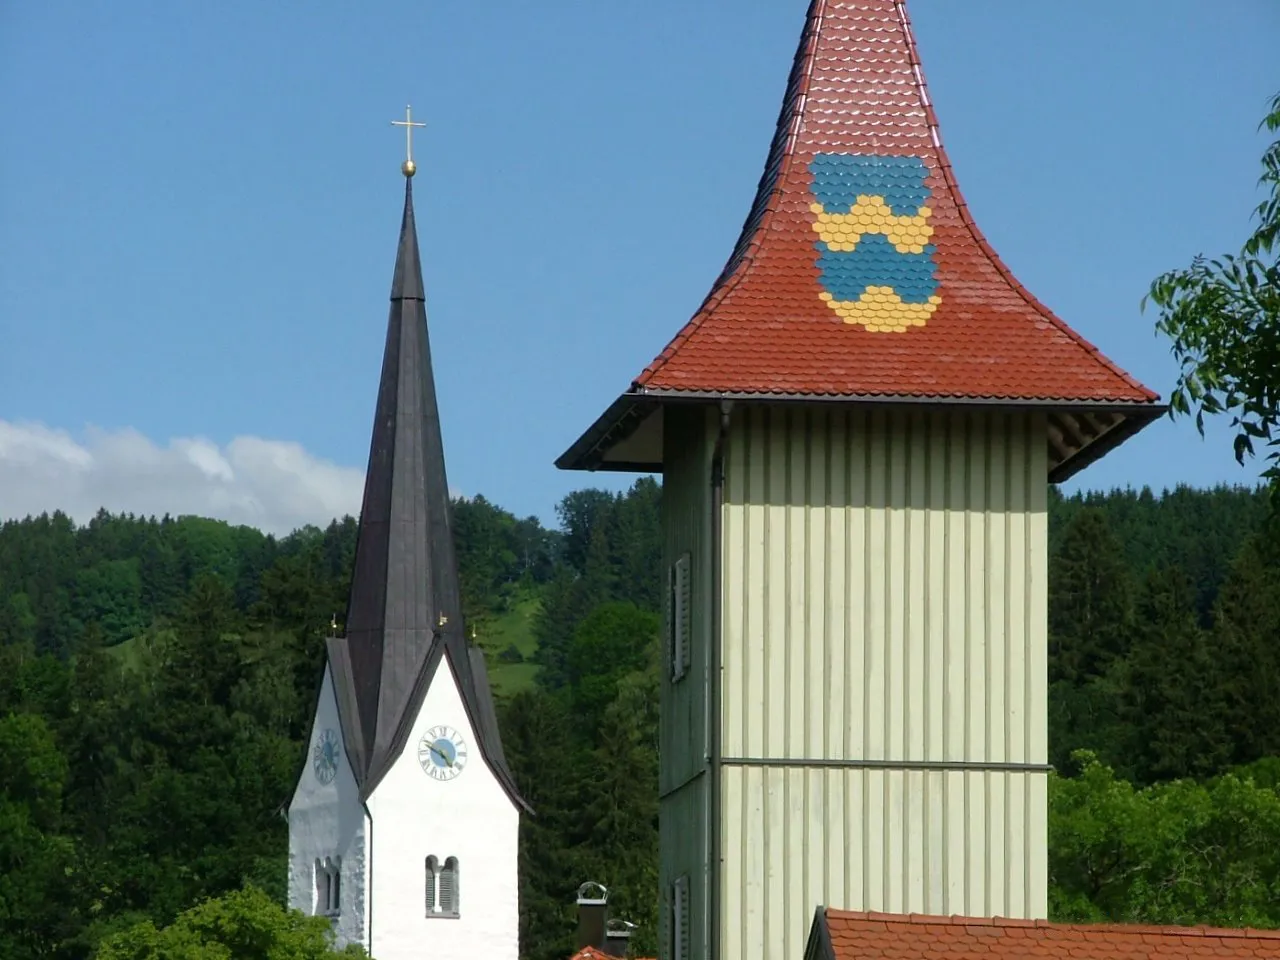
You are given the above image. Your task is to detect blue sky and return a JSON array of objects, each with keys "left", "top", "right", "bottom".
[{"left": 1, "top": 1, "right": 1277, "bottom": 531}]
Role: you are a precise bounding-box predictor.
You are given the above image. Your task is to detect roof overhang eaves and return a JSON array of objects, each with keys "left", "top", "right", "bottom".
[
  {"left": 557, "top": 386, "right": 1167, "bottom": 473},
  {"left": 555, "top": 391, "right": 659, "bottom": 472},
  {"left": 1047, "top": 403, "right": 1167, "bottom": 484},
  {"left": 635, "top": 387, "right": 1163, "bottom": 409}
]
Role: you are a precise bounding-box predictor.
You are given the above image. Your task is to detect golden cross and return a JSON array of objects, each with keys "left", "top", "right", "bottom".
[{"left": 391, "top": 105, "right": 426, "bottom": 175}]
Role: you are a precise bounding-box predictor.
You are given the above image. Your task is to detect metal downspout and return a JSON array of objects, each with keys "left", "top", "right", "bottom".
[
  {"left": 363, "top": 800, "right": 373, "bottom": 954},
  {"left": 708, "top": 400, "right": 732, "bottom": 960}
]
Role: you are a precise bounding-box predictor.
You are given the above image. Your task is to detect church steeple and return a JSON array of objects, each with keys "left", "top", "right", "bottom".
[{"left": 327, "top": 166, "right": 525, "bottom": 807}]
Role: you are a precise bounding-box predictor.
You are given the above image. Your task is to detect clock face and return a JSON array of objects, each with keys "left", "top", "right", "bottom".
[
  {"left": 418, "top": 725, "right": 468, "bottom": 781},
  {"left": 313, "top": 728, "right": 340, "bottom": 785}
]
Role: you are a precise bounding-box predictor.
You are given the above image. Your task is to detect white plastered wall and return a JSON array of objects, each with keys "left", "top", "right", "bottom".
[
  {"left": 365, "top": 656, "right": 520, "bottom": 960},
  {"left": 288, "top": 664, "right": 371, "bottom": 949}
]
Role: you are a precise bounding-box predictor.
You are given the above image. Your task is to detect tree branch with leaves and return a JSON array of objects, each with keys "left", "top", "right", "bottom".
[{"left": 1145, "top": 93, "right": 1280, "bottom": 481}]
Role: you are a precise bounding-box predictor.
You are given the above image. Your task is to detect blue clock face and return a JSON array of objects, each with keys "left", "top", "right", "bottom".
[
  {"left": 313, "top": 728, "right": 340, "bottom": 785},
  {"left": 418, "top": 725, "right": 467, "bottom": 781}
]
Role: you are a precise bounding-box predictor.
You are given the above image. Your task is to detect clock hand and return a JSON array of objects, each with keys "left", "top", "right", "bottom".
[{"left": 429, "top": 743, "right": 454, "bottom": 767}]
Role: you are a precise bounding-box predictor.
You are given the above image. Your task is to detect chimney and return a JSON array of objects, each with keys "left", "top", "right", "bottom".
[
  {"left": 575, "top": 881, "right": 609, "bottom": 952},
  {"left": 603, "top": 918, "right": 636, "bottom": 958}
]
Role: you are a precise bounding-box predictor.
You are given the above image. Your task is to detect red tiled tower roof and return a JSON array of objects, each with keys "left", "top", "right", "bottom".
[
  {"left": 810, "top": 909, "right": 1280, "bottom": 960},
  {"left": 640, "top": 0, "right": 1153, "bottom": 401},
  {"left": 557, "top": 0, "right": 1163, "bottom": 476},
  {"left": 570, "top": 948, "right": 655, "bottom": 960}
]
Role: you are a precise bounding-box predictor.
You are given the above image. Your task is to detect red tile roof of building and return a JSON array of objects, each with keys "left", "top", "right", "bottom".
[
  {"left": 811, "top": 909, "right": 1280, "bottom": 960},
  {"left": 633, "top": 0, "right": 1158, "bottom": 403},
  {"left": 569, "top": 948, "right": 654, "bottom": 960}
]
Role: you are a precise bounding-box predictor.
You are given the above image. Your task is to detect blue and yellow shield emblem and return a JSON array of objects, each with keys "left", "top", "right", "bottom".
[{"left": 809, "top": 154, "right": 941, "bottom": 333}]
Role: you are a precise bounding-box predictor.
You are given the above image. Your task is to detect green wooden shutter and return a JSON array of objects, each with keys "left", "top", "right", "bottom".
[
  {"left": 676, "top": 552, "right": 692, "bottom": 678},
  {"left": 666, "top": 562, "right": 677, "bottom": 681},
  {"left": 674, "top": 874, "right": 690, "bottom": 960}
]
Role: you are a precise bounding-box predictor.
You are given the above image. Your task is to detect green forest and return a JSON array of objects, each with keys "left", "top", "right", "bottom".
[{"left": 4, "top": 480, "right": 1280, "bottom": 959}]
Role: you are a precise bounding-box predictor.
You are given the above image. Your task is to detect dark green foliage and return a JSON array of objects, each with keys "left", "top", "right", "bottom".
[
  {"left": 567, "top": 602, "right": 659, "bottom": 732},
  {"left": 498, "top": 689, "right": 585, "bottom": 960},
  {"left": 1122, "top": 567, "right": 1230, "bottom": 782},
  {"left": 532, "top": 480, "right": 660, "bottom": 691},
  {"left": 453, "top": 495, "right": 558, "bottom": 622},
  {"left": 1209, "top": 540, "right": 1280, "bottom": 766},
  {"left": 5, "top": 479, "right": 1280, "bottom": 956},
  {"left": 1049, "top": 507, "right": 1134, "bottom": 684},
  {"left": 1046, "top": 507, "right": 1134, "bottom": 773},
  {"left": 1045, "top": 483, "right": 1278, "bottom": 783},
  {"left": 0, "top": 713, "right": 78, "bottom": 959},
  {"left": 1048, "top": 484, "right": 1269, "bottom": 621}
]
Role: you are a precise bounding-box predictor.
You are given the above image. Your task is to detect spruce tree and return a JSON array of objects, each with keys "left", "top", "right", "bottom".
[
  {"left": 1048, "top": 508, "right": 1135, "bottom": 769},
  {"left": 1123, "top": 565, "right": 1230, "bottom": 783}
]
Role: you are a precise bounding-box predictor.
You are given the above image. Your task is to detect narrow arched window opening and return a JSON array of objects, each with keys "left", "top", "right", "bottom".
[
  {"left": 315, "top": 856, "right": 341, "bottom": 917},
  {"left": 440, "top": 857, "right": 459, "bottom": 917},
  {"left": 314, "top": 858, "right": 326, "bottom": 916},
  {"left": 330, "top": 856, "right": 341, "bottom": 915},
  {"left": 425, "top": 855, "right": 439, "bottom": 915}
]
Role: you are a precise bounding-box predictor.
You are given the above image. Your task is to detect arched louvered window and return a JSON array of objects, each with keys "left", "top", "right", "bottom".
[
  {"left": 316, "top": 857, "right": 341, "bottom": 916},
  {"left": 439, "top": 857, "right": 459, "bottom": 917},
  {"left": 314, "top": 857, "right": 341, "bottom": 917},
  {"left": 329, "top": 857, "right": 341, "bottom": 915},
  {"left": 425, "top": 856, "right": 439, "bottom": 915},
  {"left": 314, "top": 858, "right": 327, "bottom": 916},
  {"left": 670, "top": 875, "right": 689, "bottom": 960}
]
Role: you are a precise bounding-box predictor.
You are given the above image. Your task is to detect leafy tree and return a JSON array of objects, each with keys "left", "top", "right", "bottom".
[
  {"left": 94, "top": 886, "right": 367, "bottom": 960},
  {"left": 557, "top": 490, "right": 619, "bottom": 577},
  {"left": 531, "top": 568, "right": 586, "bottom": 691},
  {"left": 566, "top": 602, "right": 659, "bottom": 732},
  {"left": 0, "top": 593, "right": 38, "bottom": 648},
  {"left": 72, "top": 559, "right": 146, "bottom": 646},
  {"left": 1050, "top": 752, "right": 1280, "bottom": 926},
  {"left": 0, "top": 713, "right": 77, "bottom": 959},
  {"left": 1146, "top": 93, "right": 1280, "bottom": 484}
]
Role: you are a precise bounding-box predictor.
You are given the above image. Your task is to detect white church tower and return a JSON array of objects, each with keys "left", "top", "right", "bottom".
[{"left": 288, "top": 126, "right": 529, "bottom": 959}]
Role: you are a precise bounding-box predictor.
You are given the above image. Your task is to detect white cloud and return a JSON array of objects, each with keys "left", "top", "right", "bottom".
[{"left": 0, "top": 420, "right": 366, "bottom": 536}]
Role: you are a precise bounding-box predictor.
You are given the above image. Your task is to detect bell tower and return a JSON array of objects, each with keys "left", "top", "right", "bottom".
[
  {"left": 557, "top": 3, "right": 1164, "bottom": 959},
  {"left": 288, "top": 107, "right": 529, "bottom": 960}
]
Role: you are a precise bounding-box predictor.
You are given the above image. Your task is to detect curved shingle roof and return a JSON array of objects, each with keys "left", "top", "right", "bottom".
[{"left": 635, "top": 0, "right": 1157, "bottom": 402}]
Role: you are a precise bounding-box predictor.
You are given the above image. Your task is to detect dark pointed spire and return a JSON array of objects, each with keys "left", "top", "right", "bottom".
[
  {"left": 326, "top": 175, "right": 526, "bottom": 808},
  {"left": 391, "top": 181, "right": 425, "bottom": 301}
]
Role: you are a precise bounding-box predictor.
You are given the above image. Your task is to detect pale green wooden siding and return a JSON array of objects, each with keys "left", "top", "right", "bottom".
[
  {"left": 718, "top": 406, "right": 1048, "bottom": 960},
  {"left": 659, "top": 405, "right": 714, "bottom": 960}
]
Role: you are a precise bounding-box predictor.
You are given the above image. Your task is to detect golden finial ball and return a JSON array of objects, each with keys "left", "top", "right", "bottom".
[{"left": 402, "top": 159, "right": 417, "bottom": 177}]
